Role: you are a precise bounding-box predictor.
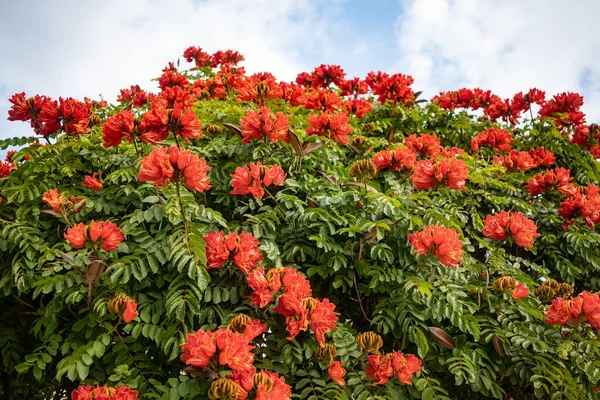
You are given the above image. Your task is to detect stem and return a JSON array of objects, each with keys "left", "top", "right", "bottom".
[
  {"left": 354, "top": 240, "right": 370, "bottom": 322},
  {"left": 132, "top": 137, "right": 140, "bottom": 157},
  {"left": 175, "top": 181, "right": 190, "bottom": 250},
  {"left": 173, "top": 132, "right": 181, "bottom": 149}
]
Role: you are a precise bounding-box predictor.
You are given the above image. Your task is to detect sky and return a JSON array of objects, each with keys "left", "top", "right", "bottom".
[{"left": 1, "top": 0, "right": 600, "bottom": 141}]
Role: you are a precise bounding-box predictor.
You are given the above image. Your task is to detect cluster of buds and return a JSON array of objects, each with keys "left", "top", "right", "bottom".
[
  {"left": 349, "top": 159, "right": 377, "bottom": 181},
  {"left": 492, "top": 276, "right": 529, "bottom": 300},
  {"left": 108, "top": 295, "right": 139, "bottom": 323},
  {"left": 535, "top": 279, "right": 574, "bottom": 302}
]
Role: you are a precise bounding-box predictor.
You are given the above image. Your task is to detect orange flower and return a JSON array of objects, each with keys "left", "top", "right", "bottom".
[
  {"left": 88, "top": 220, "right": 124, "bottom": 252},
  {"left": 372, "top": 147, "right": 417, "bottom": 172},
  {"left": 247, "top": 268, "right": 274, "bottom": 307},
  {"left": 493, "top": 150, "right": 536, "bottom": 171},
  {"left": 482, "top": 211, "right": 539, "bottom": 248},
  {"left": 254, "top": 371, "right": 292, "bottom": 400},
  {"left": 204, "top": 231, "right": 234, "bottom": 269},
  {"left": 391, "top": 351, "right": 422, "bottom": 385},
  {"left": 240, "top": 108, "right": 290, "bottom": 143},
  {"left": 83, "top": 173, "right": 103, "bottom": 191},
  {"left": 581, "top": 291, "right": 600, "bottom": 330},
  {"left": 328, "top": 361, "right": 346, "bottom": 386},
  {"left": 122, "top": 298, "right": 138, "bottom": 323},
  {"left": 404, "top": 134, "right": 442, "bottom": 159},
  {"left": 525, "top": 168, "right": 576, "bottom": 196},
  {"left": 215, "top": 329, "right": 255, "bottom": 372},
  {"left": 310, "top": 298, "right": 338, "bottom": 346},
  {"left": 365, "top": 353, "right": 395, "bottom": 385},
  {"left": 142, "top": 101, "right": 202, "bottom": 143},
  {"left": 180, "top": 330, "right": 216, "bottom": 368},
  {"left": 471, "top": 128, "right": 513, "bottom": 152},
  {"left": 408, "top": 225, "right": 464, "bottom": 268},
  {"left": 233, "top": 232, "right": 263, "bottom": 274},
  {"left": 285, "top": 307, "right": 310, "bottom": 340},
  {"left": 230, "top": 162, "right": 285, "bottom": 199},
  {"left": 42, "top": 188, "right": 67, "bottom": 213},
  {"left": 64, "top": 223, "right": 87, "bottom": 249},
  {"left": 545, "top": 296, "right": 584, "bottom": 326},
  {"left": 72, "top": 385, "right": 138, "bottom": 400},
  {"left": 306, "top": 111, "right": 352, "bottom": 145},
  {"left": 344, "top": 98, "right": 372, "bottom": 118},
  {"left": 138, "top": 146, "right": 211, "bottom": 193},
  {"left": 102, "top": 110, "right": 135, "bottom": 148},
  {"left": 411, "top": 157, "right": 469, "bottom": 191},
  {"left": 511, "top": 284, "right": 530, "bottom": 300}
]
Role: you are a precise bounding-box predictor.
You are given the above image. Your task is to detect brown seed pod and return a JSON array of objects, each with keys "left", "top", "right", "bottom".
[
  {"left": 208, "top": 378, "right": 239, "bottom": 400},
  {"left": 301, "top": 297, "right": 318, "bottom": 315},
  {"left": 356, "top": 331, "right": 383, "bottom": 354},
  {"left": 205, "top": 124, "right": 223, "bottom": 135},
  {"left": 227, "top": 314, "right": 252, "bottom": 333},
  {"left": 107, "top": 294, "right": 132, "bottom": 315},
  {"left": 492, "top": 276, "right": 517, "bottom": 291},
  {"left": 351, "top": 135, "right": 366, "bottom": 147},
  {"left": 556, "top": 282, "right": 574, "bottom": 297},
  {"left": 349, "top": 159, "right": 377, "bottom": 181},
  {"left": 256, "top": 81, "right": 270, "bottom": 98},
  {"left": 545, "top": 279, "right": 560, "bottom": 291},
  {"left": 362, "top": 122, "right": 376, "bottom": 134},
  {"left": 315, "top": 343, "right": 338, "bottom": 367},
  {"left": 535, "top": 285, "right": 556, "bottom": 302},
  {"left": 252, "top": 371, "right": 273, "bottom": 391}
]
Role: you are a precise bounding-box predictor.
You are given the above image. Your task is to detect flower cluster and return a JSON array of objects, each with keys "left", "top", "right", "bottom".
[
  {"left": 545, "top": 291, "right": 600, "bottom": 331},
  {"left": 482, "top": 211, "right": 539, "bottom": 248},
  {"left": 408, "top": 225, "right": 465, "bottom": 268},
  {"left": 138, "top": 146, "right": 211, "bottom": 193},
  {"left": 42, "top": 189, "right": 85, "bottom": 214},
  {"left": 64, "top": 221, "right": 124, "bottom": 252},
  {"left": 471, "top": 128, "right": 513, "bottom": 152},
  {"left": 247, "top": 267, "right": 338, "bottom": 345},
  {"left": 372, "top": 146, "right": 417, "bottom": 172},
  {"left": 230, "top": 162, "right": 285, "bottom": 199},
  {"left": 204, "top": 231, "right": 263, "bottom": 274},
  {"left": 306, "top": 110, "right": 352, "bottom": 144},
  {"left": 404, "top": 133, "right": 442, "bottom": 159},
  {"left": 411, "top": 157, "right": 469, "bottom": 191},
  {"left": 107, "top": 295, "right": 139, "bottom": 323},
  {"left": 493, "top": 148, "right": 555, "bottom": 172},
  {"left": 239, "top": 107, "right": 289, "bottom": 143},
  {"left": 492, "top": 277, "right": 530, "bottom": 300},
  {"left": 558, "top": 184, "right": 600, "bottom": 228},
  {"left": 72, "top": 385, "right": 138, "bottom": 400},
  {"left": 364, "top": 351, "right": 422, "bottom": 386},
  {"left": 225, "top": 370, "right": 292, "bottom": 400},
  {"left": 525, "top": 168, "right": 576, "bottom": 196}
]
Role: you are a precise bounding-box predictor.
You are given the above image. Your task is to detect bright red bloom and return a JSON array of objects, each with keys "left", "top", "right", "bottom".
[
  {"left": 215, "top": 329, "right": 255, "bottom": 372},
  {"left": 525, "top": 168, "right": 576, "bottom": 196},
  {"left": 64, "top": 223, "right": 87, "bottom": 249},
  {"left": 247, "top": 268, "right": 274, "bottom": 307},
  {"left": 122, "top": 298, "right": 138, "bottom": 323},
  {"left": 493, "top": 150, "right": 536, "bottom": 171},
  {"left": 391, "top": 351, "right": 422, "bottom": 385},
  {"left": 339, "top": 77, "right": 369, "bottom": 97},
  {"left": 372, "top": 73, "right": 415, "bottom": 105},
  {"left": 7, "top": 92, "right": 31, "bottom": 122},
  {"left": 159, "top": 86, "right": 196, "bottom": 108},
  {"left": 240, "top": 108, "right": 289, "bottom": 143},
  {"left": 539, "top": 92, "right": 584, "bottom": 117},
  {"left": 408, "top": 225, "right": 465, "bottom": 268},
  {"left": 344, "top": 98, "right": 373, "bottom": 118},
  {"left": 328, "top": 361, "right": 346, "bottom": 386},
  {"left": 526, "top": 88, "right": 546, "bottom": 105},
  {"left": 138, "top": 146, "right": 211, "bottom": 193},
  {"left": 306, "top": 111, "right": 352, "bottom": 145},
  {"left": 528, "top": 147, "right": 556, "bottom": 167},
  {"left": 183, "top": 46, "right": 212, "bottom": 68},
  {"left": 404, "top": 134, "right": 442, "bottom": 159},
  {"left": 310, "top": 298, "right": 338, "bottom": 345},
  {"left": 158, "top": 70, "right": 189, "bottom": 90},
  {"left": 304, "top": 90, "right": 343, "bottom": 112},
  {"left": 88, "top": 220, "right": 124, "bottom": 252},
  {"left": 0, "top": 160, "right": 15, "bottom": 178},
  {"left": 236, "top": 76, "right": 283, "bottom": 105},
  {"left": 102, "top": 110, "right": 136, "bottom": 148},
  {"left": 411, "top": 157, "right": 469, "bottom": 191},
  {"left": 558, "top": 185, "right": 600, "bottom": 227},
  {"left": 373, "top": 147, "right": 418, "bottom": 172},
  {"left": 254, "top": 371, "right": 292, "bottom": 400},
  {"left": 581, "top": 291, "right": 600, "bottom": 330},
  {"left": 511, "top": 284, "right": 529, "bottom": 300},
  {"left": 545, "top": 296, "right": 584, "bottom": 326},
  {"left": 211, "top": 49, "right": 245, "bottom": 67},
  {"left": 230, "top": 162, "right": 285, "bottom": 199},
  {"left": 42, "top": 189, "right": 67, "bottom": 213},
  {"left": 205, "top": 231, "right": 234, "bottom": 269},
  {"left": 180, "top": 330, "right": 216, "bottom": 368},
  {"left": 39, "top": 97, "right": 90, "bottom": 135},
  {"left": 117, "top": 85, "right": 149, "bottom": 108},
  {"left": 233, "top": 232, "right": 263, "bottom": 274},
  {"left": 72, "top": 385, "right": 138, "bottom": 400},
  {"left": 241, "top": 319, "right": 267, "bottom": 342},
  {"left": 280, "top": 82, "right": 307, "bottom": 107},
  {"left": 482, "top": 211, "right": 539, "bottom": 248},
  {"left": 141, "top": 101, "right": 202, "bottom": 143},
  {"left": 365, "top": 353, "right": 395, "bottom": 385},
  {"left": 471, "top": 128, "right": 513, "bottom": 152},
  {"left": 83, "top": 173, "right": 103, "bottom": 191},
  {"left": 285, "top": 307, "right": 310, "bottom": 340},
  {"left": 309, "top": 64, "right": 346, "bottom": 89}
]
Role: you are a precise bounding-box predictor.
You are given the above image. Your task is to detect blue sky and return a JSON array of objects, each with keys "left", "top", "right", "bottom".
[{"left": 1, "top": 0, "right": 600, "bottom": 141}]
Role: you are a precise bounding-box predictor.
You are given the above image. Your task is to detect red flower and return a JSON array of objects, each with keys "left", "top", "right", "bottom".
[
  {"left": 310, "top": 298, "right": 338, "bottom": 345},
  {"left": 344, "top": 99, "right": 373, "bottom": 118},
  {"left": 372, "top": 147, "right": 417, "bottom": 172},
  {"left": 72, "top": 385, "right": 138, "bottom": 400},
  {"left": 525, "top": 168, "right": 576, "bottom": 196},
  {"left": 247, "top": 268, "right": 274, "bottom": 307},
  {"left": 215, "top": 329, "right": 255, "bottom": 371},
  {"left": 545, "top": 296, "right": 584, "bottom": 326},
  {"left": 42, "top": 188, "right": 67, "bottom": 213},
  {"left": 482, "top": 211, "right": 539, "bottom": 248},
  {"left": 582, "top": 291, "right": 600, "bottom": 331},
  {"left": 0, "top": 160, "right": 15, "bottom": 178},
  {"left": 138, "top": 146, "right": 211, "bottom": 193},
  {"left": 88, "top": 220, "right": 124, "bottom": 252},
  {"left": 142, "top": 101, "right": 202, "bottom": 143},
  {"left": 117, "top": 85, "right": 149, "bottom": 108},
  {"left": 411, "top": 158, "right": 469, "bottom": 191},
  {"left": 254, "top": 371, "right": 292, "bottom": 400},
  {"left": 158, "top": 70, "right": 189, "bottom": 90},
  {"left": 102, "top": 110, "right": 136, "bottom": 148},
  {"left": 328, "top": 361, "right": 346, "bottom": 386},
  {"left": 236, "top": 76, "right": 283, "bottom": 105},
  {"left": 526, "top": 88, "right": 546, "bottom": 105},
  {"left": 408, "top": 225, "right": 465, "bottom": 268},
  {"left": 240, "top": 108, "right": 289, "bottom": 143},
  {"left": 528, "top": 147, "right": 555, "bottom": 167},
  {"left": 83, "top": 173, "right": 103, "bottom": 191},
  {"left": 365, "top": 353, "right": 395, "bottom": 385},
  {"left": 404, "top": 134, "right": 442, "bottom": 158},
  {"left": 39, "top": 97, "right": 90, "bottom": 135},
  {"left": 309, "top": 64, "right": 346, "bottom": 89},
  {"left": 391, "top": 351, "right": 422, "bottom": 385},
  {"left": 233, "top": 232, "right": 263, "bottom": 274},
  {"left": 230, "top": 162, "right": 285, "bottom": 199},
  {"left": 64, "top": 223, "right": 87, "bottom": 249},
  {"left": 183, "top": 46, "right": 212, "bottom": 68},
  {"left": 285, "top": 307, "right": 310, "bottom": 340},
  {"left": 205, "top": 231, "right": 234, "bottom": 269},
  {"left": 471, "top": 128, "right": 513, "bottom": 152},
  {"left": 372, "top": 73, "right": 415, "bottom": 105},
  {"left": 306, "top": 111, "right": 352, "bottom": 145},
  {"left": 304, "top": 90, "right": 343, "bottom": 112},
  {"left": 511, "top": 284, "right": 529, "bottom": 300},
  {"left": 122, "top": 298, "right": 138, "bottom": 323},
  {"left": 493, "top": 150, "right": 536, "bottom": 171},
  {"left": 180, "top": 330, "right": 216, "bottom": 368},
  {"left": 71, "top": 385, "right": 94, "bottom": 400}
]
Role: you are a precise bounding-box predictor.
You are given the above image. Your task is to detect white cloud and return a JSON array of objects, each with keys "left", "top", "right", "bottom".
[
  {"left": 394, "top": 0, "right": 600, "bottom": 121},
  {"left": 0, "top": 0, "right": 340, "bottom": 140}
]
